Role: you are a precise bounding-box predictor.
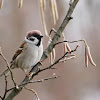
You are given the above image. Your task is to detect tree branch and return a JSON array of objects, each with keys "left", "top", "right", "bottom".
[
  {"left": 24, "top": 87, "right": 40, "bottom": 100},
  {"left": 38, "top": 45, "right": 79, "bottom": 73},
  {"left": 2, "top": 74, "right": 8, "bottom": 100},
  {"left": 7, "top": 75, "right": 59, "bottom": 92},
  {"left": 5, "top": 0, "right": 79, "bottom": 99}
]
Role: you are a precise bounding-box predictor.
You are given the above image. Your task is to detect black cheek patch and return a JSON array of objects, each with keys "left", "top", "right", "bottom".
[{"left": 36, "top": 38, "right": 41, "bottom": 47}]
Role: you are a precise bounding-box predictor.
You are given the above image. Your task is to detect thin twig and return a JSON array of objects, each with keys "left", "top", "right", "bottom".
[
  {"left": 55, "top": 39, "right": 85, "bottom": 46},
  {"left": 2, "top": 74, "right": 8, "bottom": 100},
  {"left": 25, "top": 45, "right": 79, "bottom": 81},
  {"left": 55, "top": 40, "right": 96, "bottom": 67},
  {"left": 59, "top": 56, "right": 75, "bottom": 62},
  {"left": 39, "top": 45, "right": 79, "bottom": 72},
  {"left": 0, "top": 47, "right": 17, "bottom": 87},
  {"left": 49, "top": 28, "right": 60, "bottom": 37},
  {"left": 24, "top": 87, "right": 40, "bottom": 100},
  {"left": 29, "top": 45, "right": 79, "bottom": 80},
  {"left": 7, "top": 75, "right": 59, "bottom": 92}
]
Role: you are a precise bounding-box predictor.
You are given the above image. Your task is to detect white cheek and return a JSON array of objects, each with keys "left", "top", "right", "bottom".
[{"left": 34, "top": 38, "right": 39, "bottom": 44}]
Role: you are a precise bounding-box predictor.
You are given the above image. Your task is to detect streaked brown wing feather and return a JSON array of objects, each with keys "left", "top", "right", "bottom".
[{"left": 10, "top": 42, "right": 26, "bottom": 63}]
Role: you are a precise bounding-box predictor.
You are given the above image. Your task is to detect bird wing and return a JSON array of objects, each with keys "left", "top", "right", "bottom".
[{"left": 10, "top": 42, "right": 26, "bottom": 63}]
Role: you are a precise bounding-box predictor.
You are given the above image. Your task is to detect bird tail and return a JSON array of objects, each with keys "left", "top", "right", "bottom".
[{"left": 0, "top": 69, "right": 10, "bottom": 77}]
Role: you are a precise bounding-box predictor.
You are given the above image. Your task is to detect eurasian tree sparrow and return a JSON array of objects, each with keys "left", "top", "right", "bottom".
[{"left": 0, "top": 30, "right": 43, "bottom": 76}]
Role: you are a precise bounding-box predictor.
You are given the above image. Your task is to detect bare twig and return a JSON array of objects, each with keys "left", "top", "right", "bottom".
[
  {"left": 0, "top": 74, "right": 8, "bottom": 100},
  {"left": 54, "top": 40, "right": 96, "bottom": 67},
  {"left": 0, "top": 47, "right": 17, "bottom": 87},
  {"left": 25, "top": 45, "right": 79, "bottom": 81},
  {"left": 49, "top": 28, "right": 60, "bottom": 37},
  {"left": 2, "top": 74, "right": 8, "bottom": 100},
  {"left": 55, "top": 39, "right": 85, "bottom": 45},
  {"left": 38, "top": 45, "right": 79, "bottom": 73},
  {"left": 7, "top": 75, "right": 59, "bottom": 92},
  {"left": 59, "top": 56, "right": 75, "bottom": 62},
  {"left": 24, "top": 87, "right": 40, "bottom": 100}
]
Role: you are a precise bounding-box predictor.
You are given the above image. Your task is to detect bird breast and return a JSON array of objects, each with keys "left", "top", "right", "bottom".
[{"left": 16, "top": 43, "right": 43, "bottom": 70}]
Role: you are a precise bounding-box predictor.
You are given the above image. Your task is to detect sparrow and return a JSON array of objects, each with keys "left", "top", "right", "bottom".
[{"left": 0, "top": 30, "right": 43, "bottom": 76}]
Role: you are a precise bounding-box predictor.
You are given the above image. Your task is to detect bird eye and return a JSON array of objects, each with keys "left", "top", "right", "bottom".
[{"left": 29, "top": 37, "right": 35, "bottom": 41}]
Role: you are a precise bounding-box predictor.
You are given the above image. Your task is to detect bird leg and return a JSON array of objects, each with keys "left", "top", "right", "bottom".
[
  {"left": 22, "top": 69, "right": 31, "bottom": 79},
  {"left": 39, "top": 60, "right": 43, "bottom": 65}
]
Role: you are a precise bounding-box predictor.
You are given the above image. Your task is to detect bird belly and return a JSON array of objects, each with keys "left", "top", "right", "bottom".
[{"left": 16, "top": 46, "right": 38, "bottom": 70}]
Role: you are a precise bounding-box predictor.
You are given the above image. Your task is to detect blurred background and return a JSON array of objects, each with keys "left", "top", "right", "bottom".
[{"left": 0, "top": 0, "right": 100, "bottom": 100}]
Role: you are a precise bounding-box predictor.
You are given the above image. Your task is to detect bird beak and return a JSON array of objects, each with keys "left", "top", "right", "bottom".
[{"left": 40, "top": 35, "right": 43, "bottom": 38}]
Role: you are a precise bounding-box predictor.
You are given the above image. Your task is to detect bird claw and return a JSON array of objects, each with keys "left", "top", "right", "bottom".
[
  {"left": 39, "top": 60, "right": 43, "bottom": 65},
  {"left": 25, "top": 73, "right": 32, "bottom": 80}
]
